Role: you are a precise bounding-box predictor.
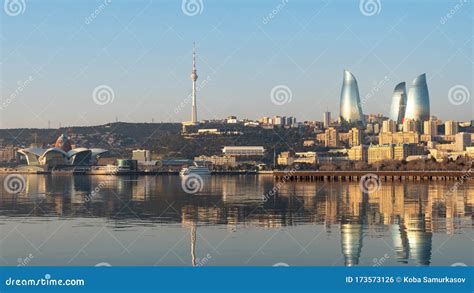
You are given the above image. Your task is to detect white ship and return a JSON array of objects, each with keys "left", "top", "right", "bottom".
[{"left": 180, "top": 162, "right": 211, "bottom": 176}]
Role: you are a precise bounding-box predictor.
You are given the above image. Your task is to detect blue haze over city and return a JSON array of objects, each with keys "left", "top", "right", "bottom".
[{"left": 1, "top": 0, "right": 472, "bottom": 129}]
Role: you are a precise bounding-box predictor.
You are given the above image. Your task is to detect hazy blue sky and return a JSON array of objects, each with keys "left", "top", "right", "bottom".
[{"left": 1, "top": 0, "right": 472, "bottom": 128}]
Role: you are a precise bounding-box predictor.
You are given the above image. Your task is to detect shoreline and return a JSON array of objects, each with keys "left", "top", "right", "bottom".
[
  {"left": 0, "top": 169, "right": 472, "bottom": 179},
  {"left": 0, "top": 169, "right": 261, "bottom": 176}
]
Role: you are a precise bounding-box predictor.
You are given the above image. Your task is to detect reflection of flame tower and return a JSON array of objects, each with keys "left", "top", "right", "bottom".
[
  {"left": 341, "top": 222, "right": 363, "bottom": 266},
  {"left": 339, "top": 185, "right": 367, "bottom": 266},
  {"left": 405, "top": 203, "right": 432, "bottom": 265},
  {"left": 191, "top": 43, "right": 198, "bottom": 124},
  {"left": 391, "top": 222, "right": 409, "bottom": 263}
]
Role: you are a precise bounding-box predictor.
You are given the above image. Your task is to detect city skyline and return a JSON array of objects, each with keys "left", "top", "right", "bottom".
[
  {"left": 1, "top": 0, "right": 472, "bottom": 129},
  {"left": 0, "top": 1, "right": 473, "bottom": 284}
]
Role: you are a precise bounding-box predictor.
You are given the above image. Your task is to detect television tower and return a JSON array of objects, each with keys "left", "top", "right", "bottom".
[{"left": 190, "top": 42, "right": 198, "bottom": 124}]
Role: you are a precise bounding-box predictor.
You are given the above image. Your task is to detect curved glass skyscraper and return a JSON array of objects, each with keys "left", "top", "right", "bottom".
[
  {"left": 389, "top": 82, "right": 407, "bottom": 124},
  {"left": 339, "top": 70, "right": 365, "bottom": 125},
  {"left": 404, "top": 73, "right": 430, "bottom": 121}
]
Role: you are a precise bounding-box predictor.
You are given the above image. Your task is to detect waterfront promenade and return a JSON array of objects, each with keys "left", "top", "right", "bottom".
[{"left": 273, "top": 170, "right": 473, "bottom": 182}]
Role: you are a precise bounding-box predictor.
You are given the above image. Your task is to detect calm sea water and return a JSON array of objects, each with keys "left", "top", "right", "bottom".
[{"left": 0, "top": 174, "right": 472, "bottom": 267}]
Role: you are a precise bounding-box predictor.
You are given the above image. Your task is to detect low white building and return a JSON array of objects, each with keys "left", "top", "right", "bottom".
[{"left": 222, "top": 146, "right": 265, "bottom": 156}]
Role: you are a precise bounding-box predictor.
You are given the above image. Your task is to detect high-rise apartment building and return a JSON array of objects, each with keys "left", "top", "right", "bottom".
[
  {"left": 403, "top": 119, "right": 417, "bottom": 132},
  {"left": 324, "top": 111, "right": 331, "bottom": 128},
  {"left": 382, "top": 120, "right": 397, "bottom": 133},
  {"left": 348, "top": 127, "right": 363, "bottom": 146},
  {"left": 445, "top": 120, "right": 459, "bottom": 136},
  {"left": 455, "top": 132, "right": 471, "bottom": 151},
  {"left": 423, "top": 119, "right": 438, "bottom": 136},
  {"left": 325, "top": 127, "right": 339, "bottom": 147}
]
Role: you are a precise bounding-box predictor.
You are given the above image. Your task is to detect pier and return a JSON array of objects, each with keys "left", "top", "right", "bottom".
[{"left": 273, "top": 170, "right": 473, "bottom": 182}]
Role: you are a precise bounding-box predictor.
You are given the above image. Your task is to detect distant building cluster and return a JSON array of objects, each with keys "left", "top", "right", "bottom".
[
  {"left": 272, "top": 71, "right": 472, "bottom": 167},
  {"left": 257, "top": 116, "right": 297, "bottom": 128}
]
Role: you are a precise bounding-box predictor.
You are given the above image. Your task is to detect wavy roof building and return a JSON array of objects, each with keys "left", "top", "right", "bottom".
[
  {"left": 404, "top": 73, "right": 430, "bottom": 121},
  {"left": 18, "top": 135, "right": 107, "bottom": 168},
  {"left": 389, "top": 82, "right": 407, "bottom": 124},
  {"left": 339, "top": 70, "right": 365, "bottom": 126}
]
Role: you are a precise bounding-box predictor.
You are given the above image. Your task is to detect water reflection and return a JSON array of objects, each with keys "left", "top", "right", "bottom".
[{"left": 0, "top": 174, "right": 472, "bottom": 266}]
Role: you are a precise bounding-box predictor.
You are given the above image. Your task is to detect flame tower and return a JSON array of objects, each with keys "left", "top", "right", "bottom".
[
  {"left": 339, "top": 70, "right": 365, "bottom": 126},
  {"left": 404, "top": 73, "right": 430, "bottom": 122},
  {"left": 389, "top": 82, "right": 407, "bottom": 124},
  {"left": 191, "top": 43, "right": 198, "bottom": 124}
]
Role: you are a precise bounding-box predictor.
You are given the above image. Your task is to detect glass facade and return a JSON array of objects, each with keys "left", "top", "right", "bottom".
[
  {"left": 389, "top": 82, "right": 407, "bottom": 124},
  {"left": 339, "top": 70, "right": 365, "bottom": 125},
  {"left": 404, "top": 73, "right": 430, "bottom": 121}
]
